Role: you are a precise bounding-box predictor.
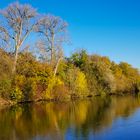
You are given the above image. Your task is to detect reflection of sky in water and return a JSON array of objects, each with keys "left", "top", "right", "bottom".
[{"left": 65, "top": 109, "right": 140, "bottom": 140}]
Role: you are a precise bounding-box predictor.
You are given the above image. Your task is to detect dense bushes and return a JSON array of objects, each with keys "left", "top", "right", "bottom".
[
  {"left": 0, "top": 49, "right": 12, "bottom": 99},
  {"left": 0, "top": 79, "right": 11, "bottom": 98},
  {"left": 68, "top": 50, "right": 140, "bottom": 96},
  {"left": 0, "top": 49, "right": 140, "bottom": 102},
  {"left": 64, "top": 67, "right": 88, "bottom": 96}
]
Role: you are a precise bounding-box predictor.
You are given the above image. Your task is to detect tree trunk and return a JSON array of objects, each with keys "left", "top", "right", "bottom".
[
  {"left": 54, "top": 57, "right": 62, "bottom": 77},
  {"left": 12, "top": 46, "right": 18, "bottom": 74}
]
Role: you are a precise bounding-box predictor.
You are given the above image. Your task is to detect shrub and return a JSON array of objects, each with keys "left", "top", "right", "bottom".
[
  {"left": 0, "top": 79, "right": 11, "bottom": 99},
  {"left": 65, "top": 67, "right": 88, "bottom": 96},
  {"left": 10, "top": 87, "right": 23, "bottom": 102}
]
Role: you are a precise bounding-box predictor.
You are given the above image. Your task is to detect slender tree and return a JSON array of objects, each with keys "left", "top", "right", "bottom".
[
  {"left": 36, "top": 14, "right": 68, "bottom": 76},
  {"left": 0, "top": 2, "right": 38, "bottom": 73}
]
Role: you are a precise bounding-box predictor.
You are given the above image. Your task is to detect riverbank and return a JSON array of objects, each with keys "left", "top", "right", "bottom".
[
  {"left": 0, "top": 98, "right": 14, "bottom": 109},
  {"left": 1, "top": 92, "right": 139, "bottom": 110}
]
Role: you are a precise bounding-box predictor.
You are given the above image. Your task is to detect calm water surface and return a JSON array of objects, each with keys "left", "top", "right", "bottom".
[{"left": 1, "top": 96, "right": 140, "bottom": 140}]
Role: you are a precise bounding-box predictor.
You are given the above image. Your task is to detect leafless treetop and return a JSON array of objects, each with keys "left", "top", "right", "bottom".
[
  {"left": 0, "top": 2, "right": 38, "bottom": 49},
  {"left": 37, "top": 14, "right": 68, "bottom": 45}
]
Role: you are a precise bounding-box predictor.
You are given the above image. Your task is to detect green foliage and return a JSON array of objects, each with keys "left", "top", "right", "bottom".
[
  {"left": 10, "top": 87, "right": 23, "bottom": 102},
  {"left": 68, "top": 49, "right": 88, "bottom": 69}
]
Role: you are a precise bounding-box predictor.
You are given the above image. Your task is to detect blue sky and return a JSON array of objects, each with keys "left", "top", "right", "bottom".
[{"left": 1, "top": 0, "right": 140, "bottom": 68}]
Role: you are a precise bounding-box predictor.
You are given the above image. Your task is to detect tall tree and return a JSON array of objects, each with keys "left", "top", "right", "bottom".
[
  {"left": 36, "top": 14, "right": 68, "bottom": 76},
  {"left": 0, "top": 2, "right": 38, "bottom": 73}
]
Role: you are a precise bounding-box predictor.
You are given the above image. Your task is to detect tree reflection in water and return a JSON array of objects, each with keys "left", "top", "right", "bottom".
[{"left": 0, "top": 95, "right": 140, "bottom": 140}]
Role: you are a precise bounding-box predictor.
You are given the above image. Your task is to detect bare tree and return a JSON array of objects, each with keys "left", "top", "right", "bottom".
[
  {"left": 0, "top": 2, "right": 38, "bottom": 73},
  {"left": 0, "top": 26, "right": 9, "bottom": 47},
  {"left": 36, "top": 14, "right": 68, "bottom": 76}
]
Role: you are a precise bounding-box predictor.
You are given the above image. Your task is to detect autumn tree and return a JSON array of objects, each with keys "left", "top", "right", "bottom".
[
  {"left": 65, "top": 66, "right": 88, "bottom": 96},
  {"left": 0, "top": 2, "right": 39, "bottom": 73},
  {"left": 68, "top": 49, "right": 88, "bottom": 69},
  {"left": 0, "top": 48, "right": 13, "bottom": 98}
]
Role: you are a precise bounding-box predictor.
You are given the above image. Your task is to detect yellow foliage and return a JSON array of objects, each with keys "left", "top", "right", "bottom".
[
  {"left": 43, "top": 76, "right": 64, "bottom": 99},
  {"left": 75, "top": 71, "right": 88, "bottom": 95}
]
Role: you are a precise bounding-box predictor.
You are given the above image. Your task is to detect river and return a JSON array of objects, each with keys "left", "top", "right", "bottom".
[{"left": 0, "top": 95, "right": 140, "bottom": 140}]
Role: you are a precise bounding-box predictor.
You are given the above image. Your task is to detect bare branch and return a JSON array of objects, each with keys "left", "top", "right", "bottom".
[{"left": 36, "top": 14, "right": 68, "bottom": 63}]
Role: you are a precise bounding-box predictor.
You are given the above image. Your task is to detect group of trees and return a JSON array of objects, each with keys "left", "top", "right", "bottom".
[
  {"left": 68, "top": 50, "right": 140, "bottom": 96},
  {"left": 0, "top": 2, "right": 140, "bottom": 103},
  {"left": 0, "top": 2, "right": 67, "bottom": 75}
]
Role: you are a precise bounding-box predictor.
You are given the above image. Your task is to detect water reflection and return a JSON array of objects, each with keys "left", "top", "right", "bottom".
[{"left": 0, "top": 96, "right": 140, "bottom": 140}]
